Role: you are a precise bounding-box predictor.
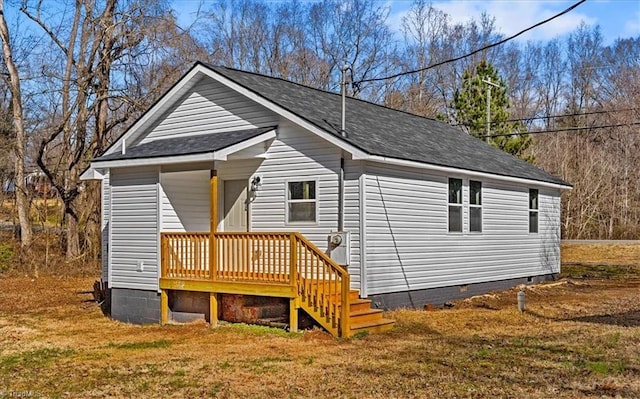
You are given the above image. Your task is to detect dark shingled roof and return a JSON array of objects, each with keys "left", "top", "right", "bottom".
[
  {"left": 95, "top": 126, "right": 276, "bottom": 162},
  {"left": 204, "top": 63, "right": 569, "bottom": 187}
]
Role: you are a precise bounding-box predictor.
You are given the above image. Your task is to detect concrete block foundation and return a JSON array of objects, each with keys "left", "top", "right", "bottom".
[
  {"left": 369, "top": 274, "right": 557, "bottom": 310},
  {"left": 110, "top": 288, "right": 161, "bottom": 324}
]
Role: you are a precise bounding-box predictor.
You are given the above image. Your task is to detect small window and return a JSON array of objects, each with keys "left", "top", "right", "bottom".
[
  {"left": 469, "top": 180, "right": 482, "bottom": 232},
  {"left": 529, "top": 189, "right": 538, "bottom": 233},
  {"left": 287, "top": 181, "right": 317, "bottom": 223},
  {"left": 448, "top": 178, "right": 462, "bottom": 232}
]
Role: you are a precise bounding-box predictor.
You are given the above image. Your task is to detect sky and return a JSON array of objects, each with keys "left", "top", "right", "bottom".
[
  {"left": 416, "top": 0, "right": 640, "bottom": 43},
  {"left": 174, "top": 0, "right": 640, "bottom": 44}
]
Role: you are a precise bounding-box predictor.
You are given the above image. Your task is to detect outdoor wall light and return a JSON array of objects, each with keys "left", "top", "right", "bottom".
[{"left": 250, "top": 175, "right": 262, "bottom": 192}]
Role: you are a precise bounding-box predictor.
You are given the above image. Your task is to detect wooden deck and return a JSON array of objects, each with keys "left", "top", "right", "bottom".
[{"left": 160, "top": 232, "right": 394, "bottom": 337}]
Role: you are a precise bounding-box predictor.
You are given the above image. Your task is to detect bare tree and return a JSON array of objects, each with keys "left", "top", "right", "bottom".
[
  {"left": 396, "top": 0, "right": 449, "bottom": 116},
  {"left": 0, "top": 0, "right": 32, "bottom": 249},
  {"left": 21, "top": 0, "right": 184, "bottom": 259}
]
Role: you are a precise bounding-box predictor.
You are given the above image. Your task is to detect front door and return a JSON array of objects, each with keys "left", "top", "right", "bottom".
[{"left": 224, "top": 180, "right": 248, "bottom": 232}]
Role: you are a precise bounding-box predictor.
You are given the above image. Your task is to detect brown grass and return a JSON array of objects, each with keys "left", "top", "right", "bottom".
[
  {"left": 0, "top": 243, "right": 639, "bottom": 398},
  {"left": 562, "top": 242, "right": 640, "bottom": 266}
]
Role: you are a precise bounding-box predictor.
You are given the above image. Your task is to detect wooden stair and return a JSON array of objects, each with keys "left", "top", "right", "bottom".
[
  {"left": 343, "top": 289, "right": 395, "bottom": 336},
  {"left": 299, "top": 286, "right": 395, "bottom": 337},
  {"left": 161, "top": 231, "right": 394, "bottom": 337}
]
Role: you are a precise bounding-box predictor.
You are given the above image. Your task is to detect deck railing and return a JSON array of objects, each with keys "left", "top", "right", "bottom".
[
  {"left": 216, "top": 232, "right": 291, "bottom": 283},
  {"left": 160, "top": 231, "right": 350, "bottom": 336},
  {"left": 161, "top": 232, "right": 210, "bottom": 279}
]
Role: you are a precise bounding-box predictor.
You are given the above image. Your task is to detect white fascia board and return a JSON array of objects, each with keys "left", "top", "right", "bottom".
[
  {"left": 199, "top": 68, "right": 369, "bottom": 160},
  {"left": 92, "top": 152, "right": 216, "bottom": 169},
  {"left": 212, "top": 129, "right": 276, "bottom": 161},
  {"left": 103, "top": 67, "right": 202, "bottom": 156},
  {"left": 366, "top": 155, "right": 572, "bottom": 190},
  {"left": 80, "top": 167, "right": 105, "bottom": 181}
]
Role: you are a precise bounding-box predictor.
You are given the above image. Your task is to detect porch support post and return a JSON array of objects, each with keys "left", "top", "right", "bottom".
[
  {"left": 209, "top": 292, "right": 218, "bottom": 327},
  {"left": 289, "top": 233, "right": 299, "bottom": 333},
  {"left": 289, "top": 297, "right": 298, "bottom": 333},
  {"left": 210, "top": 169, "right": 218, "bottom": 280},
  {"left": 160, "top": 289, "right": 169, "bottom": 325}
]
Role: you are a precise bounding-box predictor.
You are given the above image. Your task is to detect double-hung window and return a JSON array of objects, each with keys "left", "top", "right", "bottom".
[
  {"left": 529, "top": 188, "right": 539, "bottom": 233},
  {"left": 287, "top": 181, "right": 317, "bottom": 223},
  {"left": 448, "top": 178, "right": 463, "bottom": 232},
  {"left": 469, "top": 180, "right": 482, "bottom": 232}
]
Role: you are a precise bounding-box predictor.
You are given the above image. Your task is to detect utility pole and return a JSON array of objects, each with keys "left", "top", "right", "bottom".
[{"left": 482, "top": 77, "right": 499, "bottom": 143}]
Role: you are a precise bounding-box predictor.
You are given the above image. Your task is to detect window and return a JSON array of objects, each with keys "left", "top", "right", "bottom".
[
  {"left": 448, "top": 178, "right": 462, "bottom": 232},
  {"left": 469, "top": 180, "right": 482, "bottom": 232},
  {"left": 287, "top": 181, "right": 316, "bottom": 223},
  {"left": 529, "top": 188, "right": 538, "bottom": 233}
]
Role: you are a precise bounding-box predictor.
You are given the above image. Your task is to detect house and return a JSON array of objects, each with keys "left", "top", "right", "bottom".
[{"left": 82, "top": 62, "right": 571, "bottom": 337}]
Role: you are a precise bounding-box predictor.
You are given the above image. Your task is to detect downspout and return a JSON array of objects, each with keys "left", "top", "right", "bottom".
[{"left": 338, "top": 157, "right": 344, "bottom": 232}]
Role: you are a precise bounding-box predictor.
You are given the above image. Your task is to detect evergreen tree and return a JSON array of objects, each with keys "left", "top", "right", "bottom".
[{"left": 453, "top": 61, "right": 533, "bottom": 162}]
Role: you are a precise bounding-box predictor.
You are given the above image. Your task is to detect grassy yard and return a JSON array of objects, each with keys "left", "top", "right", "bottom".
[{"left": 0, "top": 243, "right": 639, "bottom": 398}]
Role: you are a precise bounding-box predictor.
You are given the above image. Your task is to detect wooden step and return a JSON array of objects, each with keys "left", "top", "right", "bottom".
[
  {"left": 349, "top": 318, "right": 395, "bottom": 336},
  {"left": 349, "top": 298, "right": 375, "bottom": 313},
  {"left": 298, "top": 283, "right": 395, "bottom": 337},
  {"left": 349, "top": 308, "right": 385, "bottom": 325},
  {"left": 325, "top": 290, "right": 360, "bottom": 303}
]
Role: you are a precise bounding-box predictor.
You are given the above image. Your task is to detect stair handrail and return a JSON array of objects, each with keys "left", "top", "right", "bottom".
[{"left": 292, "top": 232, "right": 350, "bottom": 337}]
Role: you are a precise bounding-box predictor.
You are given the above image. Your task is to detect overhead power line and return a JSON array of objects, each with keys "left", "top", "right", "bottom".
[
  {"left": 481, "top": 122, "right": 640, "bottom": 138},
  {"left": 452, "top": 107, "right": 640, "bottom": 127},
  {"left": 355, "top": 0, "right": 587, "bottom": 85}
]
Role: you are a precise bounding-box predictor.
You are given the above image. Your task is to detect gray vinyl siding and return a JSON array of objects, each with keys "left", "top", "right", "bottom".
[
  {"left": 101, "top": 171, "right": 110, "bottom": 282},
  {"left": 139, "top": 76, "right": 278, "bottom": 144},
  {"left": 160, "top": 170, "right": 210, "bottom": 232},
  {"left": 110, "top": 166, "right": 159, "bottom": 291},
  {"left": 364, "top": 162, "right": 562, "bottom": 296},
  {"left": 250, "top": 120, "right": 341, "bottom": 251}
]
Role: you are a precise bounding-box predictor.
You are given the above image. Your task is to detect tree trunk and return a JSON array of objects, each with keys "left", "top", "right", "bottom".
[
  {"left": 65, "top": 211, "right": 81, "bottom": 260},
  {"left": 0, "top": 0, "right": 32, "bottom": 249}
]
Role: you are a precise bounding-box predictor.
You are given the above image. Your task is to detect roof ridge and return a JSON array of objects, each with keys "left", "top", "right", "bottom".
[{"left": 202, "top": 62, "right": 447, "bottom": 126}]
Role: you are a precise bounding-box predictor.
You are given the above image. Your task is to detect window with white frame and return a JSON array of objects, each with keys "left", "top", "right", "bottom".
[
  {"left": 287, "top": 181, "right": 317, "bottom": 223},
  {"left": 529, "top": 188, "right": 539, "bottom": 233},
  {"left": 469, "top": 180, "right": 482, "bottom": 232},
  {"left": 448, "top": 178, "right": 462, "bottom": 232}
]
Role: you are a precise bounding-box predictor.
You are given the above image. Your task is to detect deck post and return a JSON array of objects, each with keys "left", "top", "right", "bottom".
[
  {"left": 289, "top": 297, "right": 298, "bottom": 333},
  {"left": 289, "top": 233, "right": 298, "bottom": 285},
  {"left": 160, "top": 234, "right": 166, "bottom": 278},
  {"left": 210, "top": 169, "right": 218, "bottom": 281},
  {"left": 160, "top": 289, "right": 169, "bottom": 325},
  {"left": 289, "top": 233, "right": 299, "bottom": 333},
  {"left": 340, "top": 274, "right": 350, "bottom": 337},
  {"left": 209, "top": 292, "right": 218, "bottom": 327}
]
